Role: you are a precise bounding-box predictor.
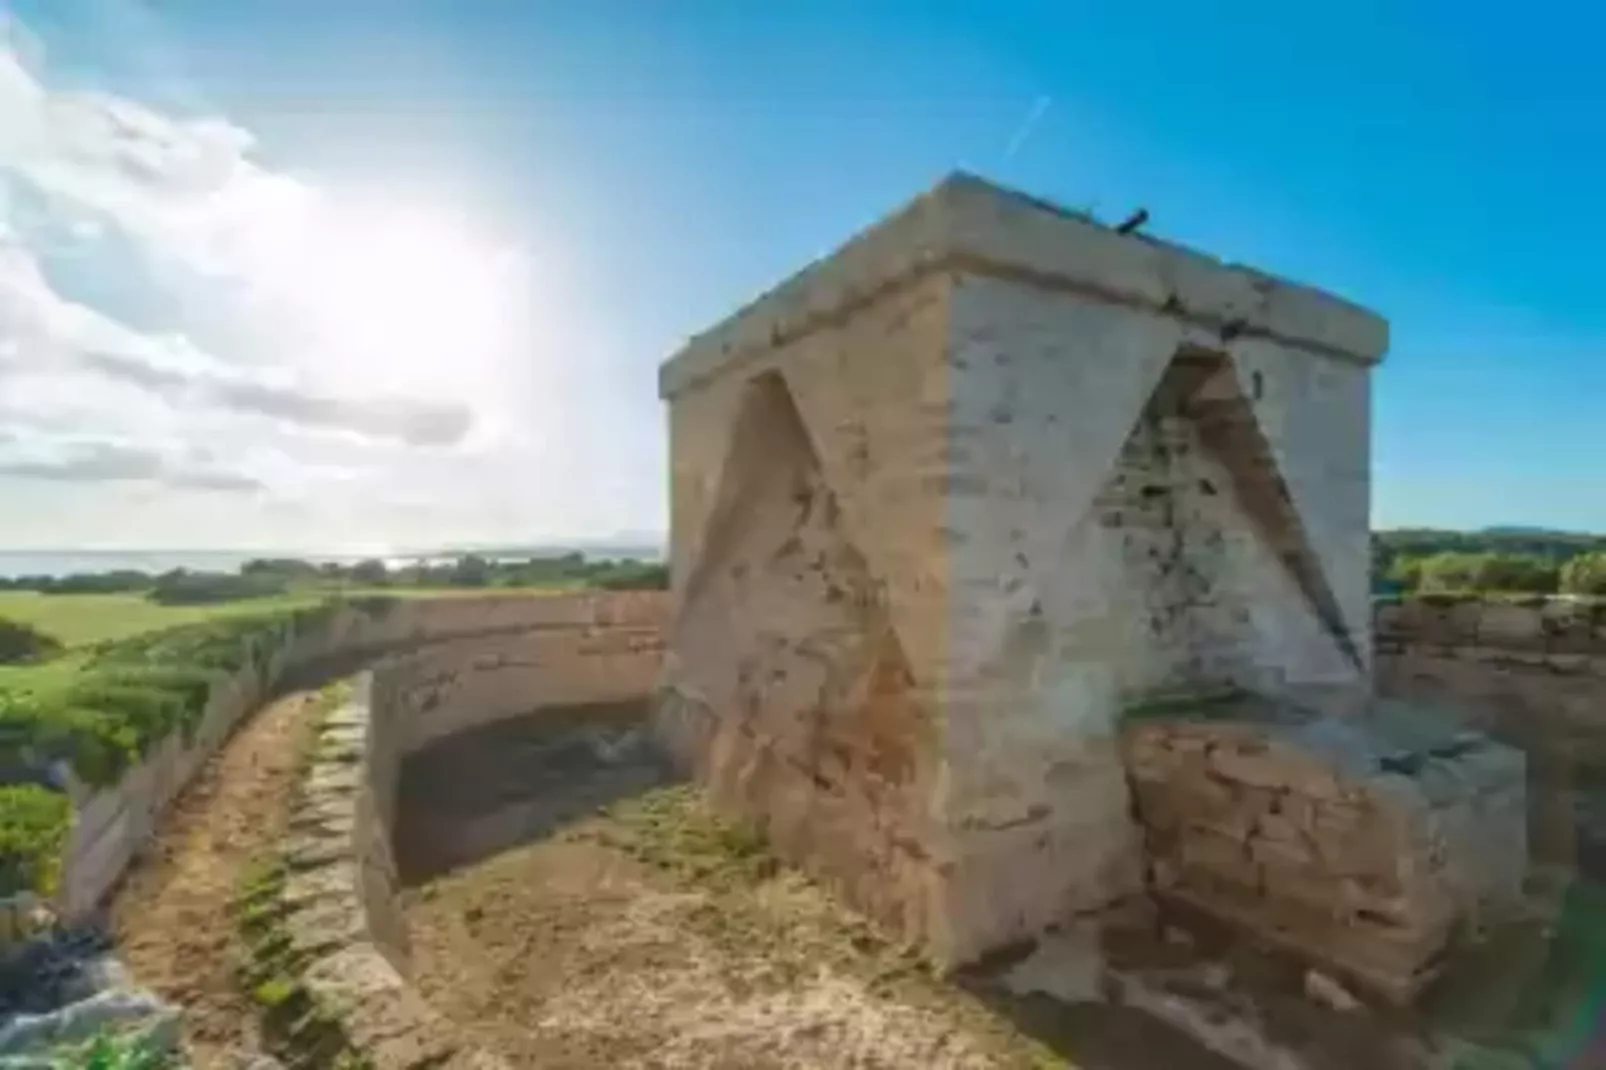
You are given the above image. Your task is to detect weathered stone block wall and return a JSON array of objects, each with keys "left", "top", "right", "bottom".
[
  {"left": 283, "top": 676, "right": 505, "bottom": 1070},
  {"left": 659, "top": 172, "right": 1388, "bottom": 966},
  {"left": 373, "top": 624, "right": 665, "bottom": 755},
  {"left": 60, "top": 592, "right": 668, "bottom": 919},
  {"left": 1372, "top": 597, "right": 1606, "bottom": 870},
  {"left": 659, "top": 270, "right": 957, "bottom": 959},
  {"left": 1122, "top": 712, "right": 1525, "bottom": 1003},
  {"left": 1373, "top": 599, "right": 1606, "bottom": 738}
]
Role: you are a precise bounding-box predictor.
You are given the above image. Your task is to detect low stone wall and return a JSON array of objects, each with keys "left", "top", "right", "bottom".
[
  {"left": 372, "top": 623, "right": 665, "bottom": 755},
  {"left": 1373, "top": 599, "right": 1606, "bottom": 741},
  {"left": 60, "top": 592, "right": 667, "bottom": 919},
  {"left": 275, "top": 676, "right": 503, "bottom": 1070},
  {"left": 1372, "top": 597, "right": 1606, "bottom": 872},
  {"left": 263, "top": 601, "right": 667, "bottom": 1069},
  {"left": 1122, "top": 706, "right": 1526, "bottom": 1004}
]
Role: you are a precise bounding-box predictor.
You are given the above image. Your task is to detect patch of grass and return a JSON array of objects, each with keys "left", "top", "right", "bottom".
[
  {"left": 570, "top": 784, "right": 777, "bottom": 890},
  {"left": 0, "top": 783, "right": 71, "bottom": 897},
  {"left": 46, "top": 1025, "right": 179, "bottom": 1070},
  {"left": 0, "top": 591, "right": 327, "bottom": 650}
]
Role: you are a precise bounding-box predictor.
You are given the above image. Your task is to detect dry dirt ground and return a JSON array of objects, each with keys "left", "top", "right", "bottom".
[
  {"left": 110, "top": 688, "right": 324, "bottom": 1068},
  {"left": 397, "top": 713, "right": 1249, "bottom": 1070},
  {"left": 404, "top": 784, "right": 1069, "bottom": 1070}
]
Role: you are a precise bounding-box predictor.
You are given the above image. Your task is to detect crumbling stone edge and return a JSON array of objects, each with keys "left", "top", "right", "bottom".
[{"left": 236, "top": 675, "right": 508, "bottom": 1070}]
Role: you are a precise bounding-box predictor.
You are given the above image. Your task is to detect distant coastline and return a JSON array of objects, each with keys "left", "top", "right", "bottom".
[{"left": 0, "top": 543, "right": 666, "bottom": 580}]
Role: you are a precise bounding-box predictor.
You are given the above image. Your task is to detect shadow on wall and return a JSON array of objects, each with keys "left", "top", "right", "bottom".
[{"left": 393, "top": 699, "right": 676, "bottom": 885}]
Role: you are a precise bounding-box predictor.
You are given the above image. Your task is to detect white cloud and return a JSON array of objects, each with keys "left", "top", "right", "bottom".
[{"left": 0, "top": 10, "right": 653, "bottom": 551}]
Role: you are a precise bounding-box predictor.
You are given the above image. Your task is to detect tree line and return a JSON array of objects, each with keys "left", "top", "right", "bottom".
[
  {"left": 1373, "top": 529, "right": 1606, "bottom": 596},
  {"left": 0, "top": 552, "right": 669, "bottom": 605}
]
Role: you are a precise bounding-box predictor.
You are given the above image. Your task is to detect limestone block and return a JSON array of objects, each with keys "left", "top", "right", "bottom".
[{"left": 1121, "top": 709, "right": 1526, "bottom": 1002}]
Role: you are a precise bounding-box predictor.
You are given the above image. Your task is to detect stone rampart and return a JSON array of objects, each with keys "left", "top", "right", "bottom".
[
  {"left": 60, "top": 592, "right": 667, "bottom": 919},
  {"left": 257, "top": 600, "right": 666, "bottom": 1069}
]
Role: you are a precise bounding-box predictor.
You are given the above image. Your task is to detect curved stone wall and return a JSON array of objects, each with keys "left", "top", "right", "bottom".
[
  {"left": 270, "top": 598, "right": 666, "bottom": 1069},
  {"left": 62, "top": 592, "right": 667, "bottom": 919}
]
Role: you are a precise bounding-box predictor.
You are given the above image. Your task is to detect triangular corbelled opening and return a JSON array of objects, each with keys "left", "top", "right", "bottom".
[
  {"left": 1096, "top": 347, "right": 1362, "bottom": 682},
  {"left": 674, "top": 369, "right": 918, "bottom": 752},
  {"left": 679, "top": 371, "right": 832, "bottom": 618},
  {"left": 669, "top": 370, "right": 932, "bottom": 895},
  {"left": 1173, "top": 350, "right": 1362, "bottom": 670}
]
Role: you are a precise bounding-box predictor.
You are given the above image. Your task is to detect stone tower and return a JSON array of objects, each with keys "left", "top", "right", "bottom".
[{"left": 655, "top": 173, "right": 1389, "bottom": 965}]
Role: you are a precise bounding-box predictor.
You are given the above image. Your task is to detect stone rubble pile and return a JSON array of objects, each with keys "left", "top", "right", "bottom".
[
  {"left": 1121, "top": 708, "right": 1527, "bottom": 1003},
  {"left": 0, "top": 909, "right": 181, "bottom": 1068}
]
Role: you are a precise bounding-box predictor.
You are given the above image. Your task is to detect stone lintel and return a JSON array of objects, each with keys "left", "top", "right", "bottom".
[{"left": 659, "top": 171, "right": 1389, "bottom": 400}]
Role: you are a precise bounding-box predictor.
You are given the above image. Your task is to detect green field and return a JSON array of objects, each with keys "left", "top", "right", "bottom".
[{"left": 0, "top": 591, "right": 329, "bottom": 649}]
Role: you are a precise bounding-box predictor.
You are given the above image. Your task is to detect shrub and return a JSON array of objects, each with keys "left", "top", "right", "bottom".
[
  {"left": 0, "top": 617, "right": 63, "bottom": 665},
  {"left": 448, "top": 555, "right": 491, "bottom": 588},
  {"left": 590, "top": 561, "right": 670, "bottom": 591},
  {"left": 1561, "top": 552, "right": 1606, "bottom": 596},
  {"left": 1416, "top": 551, "right": 1560, "bottom": 594},
  {"left": 350, "top": 558, "right": 389, "bottom": 586},
  {"left": 0, "top": 783, "right": 71, "bottom": 896},
  {"left": 147, "top": 569, "right": 287, "bottom": 606}
]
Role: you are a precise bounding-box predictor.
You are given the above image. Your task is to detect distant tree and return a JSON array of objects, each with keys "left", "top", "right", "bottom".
[
  {"left": 1561, "top": 552, "right": 1606, "bottom": 596},
  {"left": 148, "top": 569, "right": 286, "bottom": 605},
  {"left": 1476, "top": 553, "right": 1559, "bottom": 593},
  {"left": 590, "top": 561, "right": 669, "bottom": 591},
  {"left": 449, "top": 555, "right": 491, "bottom": 588},
  {"left": 1385, "top": 555, "right": 1426, "bottom": 591},
  {"left": 34, "top": 570, "right": 150, "bottom": 595},
  {"left": 351, "top": 558, "right": 389, "bottom": 586},
  {"left": 241, "top": 558, "right": 321, "bottom": 581},
  {"left": 1414, "top": 551, "right": 1559, "bottom": 594}
]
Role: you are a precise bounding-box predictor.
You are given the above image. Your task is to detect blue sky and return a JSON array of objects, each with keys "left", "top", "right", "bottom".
[{"left": 1, "top": 0, "right": 1602, "bottom": 547}]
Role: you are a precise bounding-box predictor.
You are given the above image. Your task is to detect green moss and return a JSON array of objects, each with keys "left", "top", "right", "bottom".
[
  {"left": 233, "top": 842, "right": 374, "bottom": 1069},
  {"left": 47, "top": 1026, "right": 180, "bottom": 1070},
  {"left": 0, "top": 783, "right": 71, "bottom": 897}
]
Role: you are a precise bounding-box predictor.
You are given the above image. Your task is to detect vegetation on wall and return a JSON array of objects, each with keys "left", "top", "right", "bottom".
[{"left": 0, "top": 784, "right": 70, "bottom": 897}]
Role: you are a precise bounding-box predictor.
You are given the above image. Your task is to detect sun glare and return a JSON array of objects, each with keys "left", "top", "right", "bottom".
[{"left": 245, "top": 193, "right": 526, "bottom": 402}]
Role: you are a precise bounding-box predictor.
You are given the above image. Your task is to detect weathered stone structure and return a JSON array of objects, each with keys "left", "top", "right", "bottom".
[{"left": 655, "top": 172, "right": 1400, "bottom": 966}]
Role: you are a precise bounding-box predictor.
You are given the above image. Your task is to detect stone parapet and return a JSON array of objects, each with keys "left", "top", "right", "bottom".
[
  {"left": 250, "top": 603, "right": 668, "bottom": 1069},
  {"left": 58, "top": 592, "right": 669, "bottom": 921},
  {"left": 266, "top": 677, "right": 506, "bottom": 1070},
  {"left": 1374, "top": 597, "right": 1606, "bottom": 659}
]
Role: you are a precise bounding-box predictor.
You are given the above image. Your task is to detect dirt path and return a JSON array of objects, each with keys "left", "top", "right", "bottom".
[{"left": 110, "top": 689, "right": 321, "bottom": 1069}]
